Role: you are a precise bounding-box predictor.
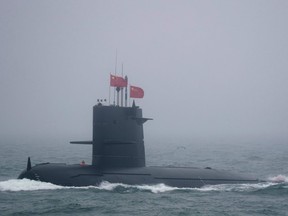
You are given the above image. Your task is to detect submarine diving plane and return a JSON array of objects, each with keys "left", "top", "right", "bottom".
[{"left": 18, "top": 75, "right": 260, "bottom": 187}]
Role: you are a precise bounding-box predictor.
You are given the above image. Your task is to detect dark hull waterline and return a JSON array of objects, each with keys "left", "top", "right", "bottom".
[{"left": 18, "top": 163, "right": 260, "bottom": 188}]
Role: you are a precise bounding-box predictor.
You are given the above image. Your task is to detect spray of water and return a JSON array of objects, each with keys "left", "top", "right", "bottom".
[{"left": 0, "top": 175, "right": 287, "bottom": 193}]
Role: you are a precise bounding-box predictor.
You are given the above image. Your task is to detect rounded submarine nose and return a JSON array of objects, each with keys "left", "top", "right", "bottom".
[
  {"left": 18, "top": 170, "right": 27, "bottom": 179},
  {"left": 18, "top": 170, "right": 38, "bottom": 181}
]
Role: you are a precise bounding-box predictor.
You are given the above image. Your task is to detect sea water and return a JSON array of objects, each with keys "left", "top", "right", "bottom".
[{"left": 0, "top": 136, "right": 288, "bottom": 216}]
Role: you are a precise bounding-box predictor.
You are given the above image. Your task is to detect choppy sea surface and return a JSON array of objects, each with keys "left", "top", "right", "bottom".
[{"left": 1, "top": 136, "right": 288, "bottom": 216}]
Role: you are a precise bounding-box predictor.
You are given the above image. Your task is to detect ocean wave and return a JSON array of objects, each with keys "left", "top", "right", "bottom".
[
  {"left": 196, "top": 182, "right": 278, "bottom": 192},
  {"left": 98, "top": 181, "right": 179, "bottom": 193},
  {"left": 0, "top": 179, "right": 64, "bottom": 192},
  {"left": 0, "top": 179, "right": 180, "bottom": 193},
  {"left": 1, "top": 175, "right": 287, "bottom": 193},
  {"left": 267, "top": 174, "right": 288, "bottom": 183}
]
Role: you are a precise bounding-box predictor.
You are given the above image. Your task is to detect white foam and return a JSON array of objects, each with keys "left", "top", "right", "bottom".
[
  {"left": 98, "top": 182, "right": 180, "bottom": 193},
  {"left": 0, "top": 179, "right": 190, "bottom": 193},
  {"left": 0, "top": 179, "right": 64, "bottom": 192},
  {"left": 97, "top": 181, "right": 277, "bottom": 193},
  {"left": 133, "top": 183, "right": 179, "bottom": 193},
  {"left": 196, "top": 182, "right": 277, "bottom": 192},
  {"left": 268, "top": 174, "right": 288, "bottom": 183},
  {"left": 98, "top": 181, "right": 124, "bottom": 191}
]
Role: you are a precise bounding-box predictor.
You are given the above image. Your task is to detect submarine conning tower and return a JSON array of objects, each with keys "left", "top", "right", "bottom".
[{"left": 92, "top": 102, "right": 150, "bottom": 169}]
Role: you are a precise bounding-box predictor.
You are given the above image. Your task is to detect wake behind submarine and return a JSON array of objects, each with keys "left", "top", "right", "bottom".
[{"left": 18, "top": 75, "right": 260, "bottom": 187}]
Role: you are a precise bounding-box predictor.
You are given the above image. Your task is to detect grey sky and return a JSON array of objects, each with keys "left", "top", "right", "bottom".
[{"left": 0, "top": 1, "right": 287, "bottom": 143}]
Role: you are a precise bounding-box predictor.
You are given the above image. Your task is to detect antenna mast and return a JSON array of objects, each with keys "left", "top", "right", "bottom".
[
  {"left": 113, "top": 49, "right": 118, "bottom": 106},
  {"left": 125, "top": 75, "right": 128, "bottom": 107},
  {"left": 121, "top": 63, "right": 124, "bottom": 107}
]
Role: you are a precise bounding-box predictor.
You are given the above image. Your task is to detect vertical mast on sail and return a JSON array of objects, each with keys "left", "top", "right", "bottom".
[{"left": 121, "top": 63, "right": 124, "bottom": 107}]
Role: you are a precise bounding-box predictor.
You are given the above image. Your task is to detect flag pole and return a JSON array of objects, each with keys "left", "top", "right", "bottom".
[
  {"left": 125, "top": 76, "right": 128, "bottom": 107},
  {"left": 121, "top": 63, "right": 124, "bottom": 107},
  {"left": 109, "top": 74, "right": 111, "bottom": 105},
  {"left": 113, "top": 49, "right": 118, "bottom": 106},
  {"left": 116, "top": 87, "right": 120, "bottom": 106},
  {"left": 129, "top": 85, "right": 131, "bottom": 107}
]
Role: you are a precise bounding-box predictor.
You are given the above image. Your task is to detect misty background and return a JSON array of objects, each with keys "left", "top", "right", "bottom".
[{"left": 1, "top": 0, "right": 288, "bottom": 147}]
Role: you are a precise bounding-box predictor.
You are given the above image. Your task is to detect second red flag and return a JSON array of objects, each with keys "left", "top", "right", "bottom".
[{"left": 130, "top": 85, "right": 144, "bottom": 98}]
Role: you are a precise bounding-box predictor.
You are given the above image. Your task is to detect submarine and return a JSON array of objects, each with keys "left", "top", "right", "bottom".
[{"left": 18, "top": 75, "right": 260, "bottom": 188}]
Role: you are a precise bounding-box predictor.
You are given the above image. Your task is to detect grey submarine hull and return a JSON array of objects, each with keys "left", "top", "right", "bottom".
[
  {"left": 18, "top": 163, "right": 259, "bottom": 187},
  {"left": 18, "top": 99, "right": 261, "bottom": 188}
]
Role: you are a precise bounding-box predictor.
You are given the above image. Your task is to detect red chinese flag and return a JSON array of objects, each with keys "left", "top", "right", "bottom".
[
  {"left": 110, "top": 74, "right": 127, "bottom": 87},
  {"left": 130, "top": 85, "right": 144, "bottom": 98}
]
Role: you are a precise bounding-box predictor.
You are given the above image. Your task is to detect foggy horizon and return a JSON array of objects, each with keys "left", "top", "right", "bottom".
[{"left": 1, "top": 1, "right": 288, "bottom": 144}]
